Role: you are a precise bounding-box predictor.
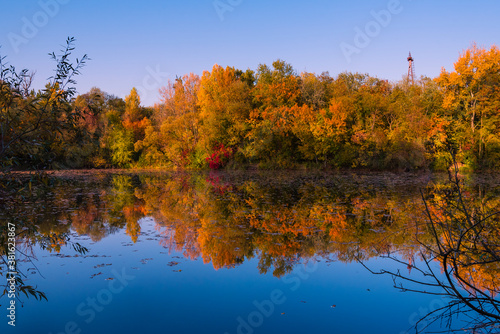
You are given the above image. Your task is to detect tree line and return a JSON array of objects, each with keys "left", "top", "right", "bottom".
[{"left": 1, "top": 41, "right": 499, "bottom": 171}]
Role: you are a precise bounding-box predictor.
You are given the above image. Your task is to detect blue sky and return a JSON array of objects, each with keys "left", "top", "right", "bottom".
[{"left": 0, "top": 0, "right": 499, "bottom": 106}]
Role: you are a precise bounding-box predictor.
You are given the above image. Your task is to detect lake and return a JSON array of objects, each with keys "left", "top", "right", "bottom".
[{"left": 1, "top": 170, "right": 499, "bottom": 334}]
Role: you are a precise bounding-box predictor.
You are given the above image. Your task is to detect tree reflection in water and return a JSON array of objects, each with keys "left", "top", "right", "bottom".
[
  {"left": 0, "top": 172, "right": 89, "bottom": 305},
  {"left": 1, "top": 170, "right": 499, "bottom": 332},
  {"left": 362, "top": 167, "right": 500, "bottom": 333}
]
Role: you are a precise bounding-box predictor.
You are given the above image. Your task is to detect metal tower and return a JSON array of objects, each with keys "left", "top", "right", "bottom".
[{"left": 407, "top": 52, "right": 415, "bottom": 85}]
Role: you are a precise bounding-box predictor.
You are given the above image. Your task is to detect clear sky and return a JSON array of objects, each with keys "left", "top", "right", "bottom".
[{"left": 1, "top": 0, "right": 499, "bottom": 106}]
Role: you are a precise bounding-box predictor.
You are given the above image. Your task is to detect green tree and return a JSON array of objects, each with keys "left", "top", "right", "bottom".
[{"left": 109, "top": 126, "right": 134, "bottom": 167}]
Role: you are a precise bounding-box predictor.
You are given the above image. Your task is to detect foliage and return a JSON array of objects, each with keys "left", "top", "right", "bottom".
[
  {"left": 360, "top": 160, "right": 500, "bottom": 333},
  {"left": 2, "top": 42, "right": 500, "bottom": 171},
  {"left": 206, "top": 143, "right": 234, "bottom": 169},
  {"left": 0, "top": 37, "right": 88, "bottom": 170},
  {"left": 436, "top": 44, "right": 500, "bottom": 169}
]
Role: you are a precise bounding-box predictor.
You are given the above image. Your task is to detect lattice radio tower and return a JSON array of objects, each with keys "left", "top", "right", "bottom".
[{"left": 407, "top": 52, "right": 415, "bottom": 85}]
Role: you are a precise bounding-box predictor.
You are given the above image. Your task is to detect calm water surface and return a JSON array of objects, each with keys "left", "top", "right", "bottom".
[{"left": 2, "top": 170, "right": 498, "bottom": 334}]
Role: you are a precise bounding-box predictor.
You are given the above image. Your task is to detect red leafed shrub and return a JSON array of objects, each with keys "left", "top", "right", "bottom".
[{"left": 206, "top": 143, "right": 234, "bottom": 170}]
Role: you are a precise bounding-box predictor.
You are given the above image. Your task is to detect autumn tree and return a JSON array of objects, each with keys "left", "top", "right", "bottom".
[
  {"left": 300, "top": 71, "right": 332, "bottom": 110},
  {"left": 246, "top": 60, "right": 302, "bottom": 166},
  {"left": 197, "top": 64, "right": 254, "bottom": 167},
  {"left": 436, "top": 44, "right": 500, "bottom": 168},
  {"left": 72, "top": 88, "right": 129, "bottom": 167},
  {"left": 122, "top": 87, "right": 149, "bottom": 143},
  {"left": 136, "top": 74, "right": 201, "bottom": 168},
  {"left": 102, "top": 88, "right": 148, "bottom": 167}
]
